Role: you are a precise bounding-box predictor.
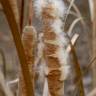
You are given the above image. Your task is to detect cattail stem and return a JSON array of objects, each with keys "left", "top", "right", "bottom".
[
  {"left": 8, "top": 0, "right": 19, "bottom": 24},
  {"left": 19, "top": 26, "right": 37, "bottom": 96},
  {"left": 0, "top": 0, "right": 33, "bottom": 96},
  {"left": 28, "top": 0, "right": 33, "bottom": 25},
  {"left": 20, "top": 0, "right": 24, "bottom": 33}
]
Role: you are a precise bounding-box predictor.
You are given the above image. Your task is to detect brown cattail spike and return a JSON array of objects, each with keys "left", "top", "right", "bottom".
[{"left": 19, "top": 26, "right": 37, "bottom": 96}]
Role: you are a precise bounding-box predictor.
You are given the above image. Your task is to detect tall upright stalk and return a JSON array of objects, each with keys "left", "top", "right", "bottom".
[
  {"left": 19, "top": 0, "right": 36, "bottom": 96},
  {"left": 19, "top": 26, "right": 36, "bottom": 96},
  {"left": 8, "top": 0, "right": 19, "bottom": 24},
  {"left": 0, "top": 0, "right": 33, "bottom": 96},
  {"left": 20, "top": 0, "right": 24, "bottom": 33}
]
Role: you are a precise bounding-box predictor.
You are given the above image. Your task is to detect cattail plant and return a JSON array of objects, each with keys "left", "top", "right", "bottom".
[
  {"left": 19, "top": 0, "right": 37, "bottom": 95},
  {"left": 34, "top": 0, "right": 70, "bottom": 96},
  {"left": 19, "top": 26, "right": 37, "bottom": 96},
  {"left": 19, "top": 0, "right": 24, "bottom": 33},
  {"left": 0, "top": 0, "right": 86, "bottom": 96},
  {"left": 0, "top": 0, "right": 34, "bottom": 96}
]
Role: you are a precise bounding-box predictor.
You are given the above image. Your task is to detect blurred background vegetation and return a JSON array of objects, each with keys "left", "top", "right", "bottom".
[{"left": 0, "top": 0, "right": 96, "bottom": 96}]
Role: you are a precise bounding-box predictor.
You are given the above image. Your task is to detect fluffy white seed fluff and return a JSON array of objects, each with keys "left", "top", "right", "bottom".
[
  {"left": 51, "top": 19, "right": 69, "bottom": 67},
  {"left": 35, "top": 33, "right": 46, "bottom": 87},
  {"left": 55, "top": 32, "right": 70, "bottom": 80},
  {"left": 43, "top": 78, "right": 50, "bottom": 96},
  {"left": 56, "top": 48, "right": 69, "bottom": 66},
  {"left": 51, "top": 19, "right": 63, "bottom": 34},
  {"left": 34, "top": 0, "right": 70, "bottom": 80},
  {"left": 38, "top": 59, "right": 45, "bottom": 85},
  {"left": 33, "top": 0, "right": 44, "bottom": 18},
  {"left": 36, "top": 33, "right": 44, "bottom": 63},
  {"left": 51, "top": 19, "right": 69, "bottom": 47},
  {"left": 56, "top": 47, "right": 70, "bottom": 80},
  {"left": 60, "top": 65, "right": 70, "bottom": 80},
  {"left": 48, "top": 0, "right": 66, "bottom": 18},
  {"left": 51, "top": 19, "right": 70, "bottom": 80},
  {"left": 33, "top": 0, "right": 66, "bottom": 18}
]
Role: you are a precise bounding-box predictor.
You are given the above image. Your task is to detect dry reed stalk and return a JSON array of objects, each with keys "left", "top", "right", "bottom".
[
  {"left": 63, "top": 0, "right": 75, "bottom": 26},
  {"left": 20, "top": 0, "right": 33, "bottom": 32},
  {"left": 67, "top": 36, "right": 85, "bottom": 96},
  {"left": 19, "top": 26, "right": 37, "bottom": 96},
  {"left": 67, "top": 33, "right": 79, "bottom": 52},
  {"left": 88, "top": 0, "right": 94, "bottom": 22},
  {"left": 71, "top": 45, "right": 85, "bottom": 96},
  {"left": 68, "top": 17, "right": 82, "bottom": 35},
  {"left": 28, "top": 0, "right": 33, "bottom": 25},
  {"left": 63, "top": 0, "right": 85, "bottom": 94},
  {"left": 19, "top": 0, "right": 36, "bottom": 95},
  {"left": 20, "top": 0, "right": 24, "bottom": 33},
  {"left": 73, "top": 56, "right": 96, "bottom": 96},
  {"left": 69, "top": 11, "right": 79, "bottom": 17},
  {"left": 0, "top": 0, "right": 33, "bottom": 96},
  {"left": 67, "top": 0, "right": 85, "bottom": 27},
  {"left": 8, "top": 0, "right": 19, "bottom": 24}
]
